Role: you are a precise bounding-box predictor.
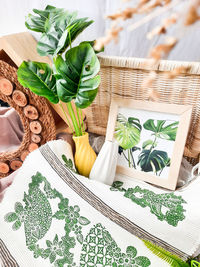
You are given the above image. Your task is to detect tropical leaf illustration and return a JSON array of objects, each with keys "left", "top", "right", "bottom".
[
  {"left": 115, "top": 113, "right": 142, "bottom": 150},
  {"left": 142, "top": 139, "right": 157, "bottom": 149},
  {"left": 138, "top": 149, "right": 170, "bottom": 174},
  {"left": 143, "top": 119, "right": 179, "bottom": 141}
]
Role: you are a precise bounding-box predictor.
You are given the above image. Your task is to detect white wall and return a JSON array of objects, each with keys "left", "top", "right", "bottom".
[{"left": 0, "top": 0, "right": 200, "bottom": 61}]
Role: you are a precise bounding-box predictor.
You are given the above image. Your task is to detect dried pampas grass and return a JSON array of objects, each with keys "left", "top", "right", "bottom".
[
  {"left": 107, "top": 8, "right": 137, "bottom": 20},
  {"left": 96, "top": 0, "right": 200, "bottom": 100},
  {"left": 94, "top": 25, "right": 123, "bottom": 51},
  {"left": 147, "top": 13, "right": 178, "bottom": 39},
  {"left": 184, "top": 3, "right": 200, "bottom": 25},
  {"left": 149, "top": 37, "right": 177, "bottom": 61},
  {"left": 165, "top": 66, "right": 191, "bottom": 78}
]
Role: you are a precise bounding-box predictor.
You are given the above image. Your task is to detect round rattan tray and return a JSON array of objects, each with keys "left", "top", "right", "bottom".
[{"left": 0, "top": 60, "right": 56, "bottom": 178}]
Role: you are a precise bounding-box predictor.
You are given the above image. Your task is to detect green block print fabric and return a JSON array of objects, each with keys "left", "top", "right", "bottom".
[
  {"left": 110, "top": 181, "right": 187, "bottom": 227},
  {"left": 80, "top": 223, "right": 151, "bottom": 267},
  {"left": 4, "top": 172, "right": 151, "bottom": 267}
]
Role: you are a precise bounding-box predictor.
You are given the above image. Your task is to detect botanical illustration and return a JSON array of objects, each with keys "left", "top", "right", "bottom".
[
  {"left": 4, "top": 172, "right": 150, "bottom": 267},
  {"left": 115, "top": 112, "right": 179, "bottom": 177},
  {"left": 62, "top": 154, "right": 77, "bottom": 173},
  {"left": 110, "top": 181, "right": 187, "bottom": 227}
]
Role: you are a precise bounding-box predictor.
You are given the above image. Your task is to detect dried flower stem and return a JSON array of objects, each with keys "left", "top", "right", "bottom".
[
  {"left": 184, "top": 0, "right": 200, "bottom": 25},
  {"left": 128, "top": 0, "right": 181, "bottom": 31},
  {"left": 147, "top": 13, "right": 178, "bottom": 39}
]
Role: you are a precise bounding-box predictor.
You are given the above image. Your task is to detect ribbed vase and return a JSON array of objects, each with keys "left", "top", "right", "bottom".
[{"left": 73, "top": 132, "right": 96, "bottom": 177}]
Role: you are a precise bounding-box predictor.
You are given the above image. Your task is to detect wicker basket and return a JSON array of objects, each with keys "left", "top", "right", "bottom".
[{"left": 85, "top": 55, "right": 200, "bottom": 165}]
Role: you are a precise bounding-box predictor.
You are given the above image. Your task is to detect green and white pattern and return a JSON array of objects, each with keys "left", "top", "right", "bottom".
[
  {"left": 1, "top": 140, "right": 200, "bottom": 267},
  {"left": 80, "top": 223, "right": 151, "bottom": 267},
  {"left": 4, "top": 172, "right": 90, "bottom": 266},
  {"left": 110, "top": 181, "right": 187, "bottom": 227},
  {"left": 4, "top": 172, "right": 150, "bottom": 267}
]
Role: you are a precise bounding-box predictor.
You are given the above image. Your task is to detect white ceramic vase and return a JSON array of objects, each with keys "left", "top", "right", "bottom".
[{"left": 89, "top": 140, "right": 118, "bottom": 185}]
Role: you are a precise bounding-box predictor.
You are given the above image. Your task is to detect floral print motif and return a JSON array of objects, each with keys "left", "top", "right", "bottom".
[
  {"left": 110, "top": 181, "right": 187, "bottom": 227},
  {"left": 4, "top": 172, "right": 151, "bottom": 267},
  {"left": 4, "top": 172, "right": 90, "bottom": 266}
]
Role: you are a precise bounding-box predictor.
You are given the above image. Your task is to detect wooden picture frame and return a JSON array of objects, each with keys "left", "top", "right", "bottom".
[{"left": 106, "top": 98, "right": 192, "bottom": 190}]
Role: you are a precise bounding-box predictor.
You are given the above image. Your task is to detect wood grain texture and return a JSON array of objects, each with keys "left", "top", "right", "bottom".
[
  {"left": 12, "top": 90, "right": 27, "bottom": 107},
  {"left": 24, "top": 105, "right": 39, "bottom": 119},
  {"left": 0, "top": 78, "right": 13, "bottom": 95}
]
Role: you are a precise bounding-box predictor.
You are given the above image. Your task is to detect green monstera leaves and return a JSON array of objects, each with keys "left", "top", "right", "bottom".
[
  {"left": 138, "top": 149, "right": 170, "bottom": 174},
  {"left": 143, "top": 119, "right": 179, "bottom": 141},
  {"left": 18, "top": 5, "right": 100, "bottom": 137},
  {"left": 115, "top": 115, "right": 178, "bottom": 176},
  {"left": 115, "top": 114, "right": 141, "bottom": 150},
  {"left": 17, "top": 61, "right": 59, "bottom": 104},
  {"left": 25, "top": 5, "right": 93, "bottom": 56},
  {"left": 55, "top": 43, "right": 100, "bottom": 108}
]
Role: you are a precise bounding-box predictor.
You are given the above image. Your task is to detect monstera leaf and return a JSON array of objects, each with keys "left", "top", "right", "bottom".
[
  {"left": 25, "top": 6, "right": 52, "bottom": 33},
  {"left": 55, "top": 43, "right": 100, "bottom": 108},
  {"left": 17, "top": 61, "right": 59, "bottom": 104},
  {"left": 115, "top": 114, "right": 141, "bottom": 150},
  {"left": 142, "top": 140, "right": 157, "bottom": 149},
  {"left": 143, "top": 119, "right": 178, "bottom": 141},
  {"left": 25, "top": 5, "right": 93, "bottom": 56},
  {"left": 80, "top": 41, "right": 104, "bottom": 54},
  {"left": 138, "top": 149, "right": 170, "bottom": 173}
]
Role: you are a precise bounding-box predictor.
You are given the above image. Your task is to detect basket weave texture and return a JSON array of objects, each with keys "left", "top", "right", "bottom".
[
  {"left": 0, "top": 60, "right": 56, "bottom": 177},
  {"left": 85, "top": 56, "right": 200, "bottom": 165}
]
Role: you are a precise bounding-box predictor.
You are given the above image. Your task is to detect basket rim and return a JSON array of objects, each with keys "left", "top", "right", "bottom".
[{"left": 98, "top": 55, "right": 200, "bottom": 75}]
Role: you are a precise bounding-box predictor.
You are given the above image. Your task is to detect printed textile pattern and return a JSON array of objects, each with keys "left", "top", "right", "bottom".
[
  {"left": 4, "top": 172, "right": 151, "bottom": 266},
  {"left": 4, "top": 172, "right": 90, "bottom": 266},
  {"left": 80, "top": 223, "right": 151, "bottom": 267},
  {"left": 110, "top": 181, "right": 187, "bottom": 227}
]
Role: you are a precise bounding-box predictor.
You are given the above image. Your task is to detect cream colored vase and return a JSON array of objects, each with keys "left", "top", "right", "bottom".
[{"left": 73, "top": 132, "right": 96, "bottom": 177}]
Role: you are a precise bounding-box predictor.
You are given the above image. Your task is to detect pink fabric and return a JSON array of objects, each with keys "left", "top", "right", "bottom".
[
  {"left": 0, "top": 170, "right": 18, "bottom": 201},
  {"left": 0, "top": 107, "right": 24, "bottom": 201},
  {"left": 0, "top": 107, "right": 24, "bottom": 152}
]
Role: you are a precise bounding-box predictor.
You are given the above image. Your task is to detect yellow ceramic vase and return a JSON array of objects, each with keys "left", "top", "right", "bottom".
[{"left": 73, "top": 132, "right": 96, "bottom": 177}]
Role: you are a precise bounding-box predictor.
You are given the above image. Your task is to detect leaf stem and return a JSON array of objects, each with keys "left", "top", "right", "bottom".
[
  {"left": 128, "top": 149, "right": 131, "bottom": 168},
  {"left": 66, "top": 102, "right": 81, "bottom": 136},
  {"left": 80, "top": 109, "right": 85, "bottom": 133},
  {"left": 68, "top": 27, "right": 72, "bottom": 49},
  {"left": 75, "top": 105, "right": 82, "bottom": 136},
  {"left": 150, "top": 135, "right": 157, "bottom": 151},
  {"left": 130, "top": 149, "right": 136, "bottom": 169},
  {"left": 59, "top": 102, "right": 74, "bottom": 133}
]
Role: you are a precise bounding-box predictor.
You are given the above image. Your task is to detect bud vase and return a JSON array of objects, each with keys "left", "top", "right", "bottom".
[{"left": 72, "top": 132, "right": 96, "bottom": 177}]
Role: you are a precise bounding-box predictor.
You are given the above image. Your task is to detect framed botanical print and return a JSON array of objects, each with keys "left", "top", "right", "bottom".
[{"left": 106, "top": 98, "right": 192, "bottom": 190}]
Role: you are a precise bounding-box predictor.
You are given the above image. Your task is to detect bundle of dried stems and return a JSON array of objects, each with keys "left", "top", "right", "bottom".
[{"left": 95, "top": 0, "right": 200, "bottom": 97}]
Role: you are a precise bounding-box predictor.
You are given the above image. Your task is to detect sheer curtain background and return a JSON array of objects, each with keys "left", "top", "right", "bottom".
[{"left": 0, "top": 0, "right": 200, "bottom": 61}]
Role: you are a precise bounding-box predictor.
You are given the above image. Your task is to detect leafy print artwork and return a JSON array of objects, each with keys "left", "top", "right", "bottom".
[
  {"left": 115, "top": 114, "right": 142, "bottom": 168},
  {"left": 115, "top": 113, "right": 179, "bottom": 177},
  {"left": 143, "top": 120, "right": 178, "bottom": 141}
]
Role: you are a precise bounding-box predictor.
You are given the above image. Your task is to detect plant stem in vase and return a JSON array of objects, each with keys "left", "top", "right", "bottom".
[{"left": 17, "top": 5, "right": 101, "bottom": 177}]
